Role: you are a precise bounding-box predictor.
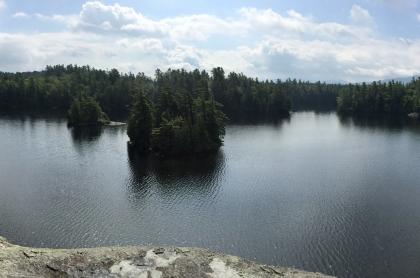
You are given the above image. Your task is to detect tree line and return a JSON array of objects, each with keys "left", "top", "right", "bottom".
[
  {"left": 337, "top": 79, "right": 420, "bottom": 115},
  {"left": 0, "top": 64, "right": 343, "bottom": 118},
  {"left": 2, "top": 65, "right": 419, "bottom": 155},
  {"left": 0, "top": 64, "right": 419, "bottom": 119}
]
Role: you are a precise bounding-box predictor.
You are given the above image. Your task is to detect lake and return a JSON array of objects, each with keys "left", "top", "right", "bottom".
[{"left": 0, "top": 111, "right": 420, "bottom": 278}]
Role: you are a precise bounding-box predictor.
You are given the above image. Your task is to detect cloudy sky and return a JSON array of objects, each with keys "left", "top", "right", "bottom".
[{"left": 0, "top": 0, "right": 419, "bottom": 82}]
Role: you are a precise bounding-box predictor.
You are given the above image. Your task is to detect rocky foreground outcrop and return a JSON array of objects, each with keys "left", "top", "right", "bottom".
[{"left": 0, "top": 236, "right": 333, "bottom": 278}]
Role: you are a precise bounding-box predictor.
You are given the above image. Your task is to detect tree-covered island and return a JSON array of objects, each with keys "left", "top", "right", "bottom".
[
  {"left": 1, "top": 65, "right": 420, "bottom": 155},
  {"left": 127, "top": 70, "right": 227, "bottom": 156},
  {"left": 0, "top": 65, "right": 291, "bottom": 156},
  {"left": 68, "top": 96, "right": 110, "bottom": 127}
]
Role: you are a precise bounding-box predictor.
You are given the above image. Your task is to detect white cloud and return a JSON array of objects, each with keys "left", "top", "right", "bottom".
[
  {"left": 72, "top": 1, "right": 244, "bottom": 40},
  {"left": 1, "top": 1, "right": 420, "bottom": 82},
  {"left": 162, "top": 14, "right": 246, "bottom": 41},
  {"left": 34, "top": 13, "right": 78, "bottom": 27},
  {"left": 13, "top": 12, "right": 28, "bottom": 18},
  {"left": 238, "top": 7, "right": 372, "bottom": 41},
  {"left": 0, "top": 0, "right": 5, "bottom": 11},
  {"left": 417, "top": 13, "right": 420, "bottom": 21},
  {"left": 76, "top": 1, "right": 166, "bottom": 36},
  {"left": 350, "top": 5, "right": 373, "bottom": 26}
]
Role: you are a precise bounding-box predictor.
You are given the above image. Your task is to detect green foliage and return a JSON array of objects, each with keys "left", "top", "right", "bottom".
[
  {"left": 127, "top": 92, "right": 153, "bottom": 153},
  {"left": 68, "top": 96, "right": 109, "bottom": 126},
  {"left": 0, "top": 65, "right": 146, "bottom": 117},
  {"left": 220, "top": 72, "right": 291, "bottom": 118},
  {"left": 337, "top": 78, "right": 420, "bottom": 115},
  {"left": 2, "top": 64, "right": 419, "bottom": 120},
  {"left": 128, "top": 71, "right": 226, "bottom": 156},
  {"left": 0, "top": 65, "right": 291, "bottom": 118},
  {"left": 283, "top": 80, "right": 341, "bottom": 111}
]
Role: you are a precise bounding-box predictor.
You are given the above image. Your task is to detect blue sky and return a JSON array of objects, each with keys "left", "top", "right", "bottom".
[{"left": 0, "top": 0, "right": 419, "bottom": 81}]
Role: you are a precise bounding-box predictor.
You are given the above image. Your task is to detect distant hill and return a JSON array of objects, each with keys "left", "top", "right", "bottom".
[{"left": 380, "top": 75, "right": 419, "bottom": 84}]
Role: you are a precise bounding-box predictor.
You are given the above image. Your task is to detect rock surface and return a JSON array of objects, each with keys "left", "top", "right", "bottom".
[
  {"left": 408, "top": 112, "right": 419, "bottom": 119},
  {"left": 106, "top": 121, "right": 126, "bottom": 126},
  {"left": 0, "top": 236, "right": 334, "bottom": 278}
]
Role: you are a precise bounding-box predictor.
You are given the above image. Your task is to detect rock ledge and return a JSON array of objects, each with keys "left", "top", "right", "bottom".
[{"left": 0, "top": 236, "right": 334, "bottom": 277}]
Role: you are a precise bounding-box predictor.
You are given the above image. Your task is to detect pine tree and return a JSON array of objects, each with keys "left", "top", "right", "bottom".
[{"left": 127, "top": 91, "right": 153, "bottom": 153}]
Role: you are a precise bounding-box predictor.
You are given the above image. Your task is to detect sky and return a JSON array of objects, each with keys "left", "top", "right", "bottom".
[{"left": 0, "top": 0, "right": 419, "bottom": 82}]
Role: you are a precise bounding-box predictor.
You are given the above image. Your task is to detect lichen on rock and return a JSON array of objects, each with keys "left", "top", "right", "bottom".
[{"left": 0, "top": 237, "right": 334, "bottom": 277}]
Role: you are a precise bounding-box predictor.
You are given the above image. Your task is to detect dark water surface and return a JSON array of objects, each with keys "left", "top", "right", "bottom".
[{"left": 1, "top": 112, "right": 420, "bottom": 278}]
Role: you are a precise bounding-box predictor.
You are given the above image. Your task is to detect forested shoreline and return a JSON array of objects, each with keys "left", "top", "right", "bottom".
[
  {"left": 0, "top": 64, "right": 347, "bottom": 119},
  {"left": 337, "top": 80, "right": 420, "bottom": 115},
  {"left": 0, "top": 65, "right": 291, "bottom": 119},
  {"left": 126, "top": 70, "right": 226, "bottom": 156},
  {"left": 0, "top": 65, "right": 419, "bottom": 120}
]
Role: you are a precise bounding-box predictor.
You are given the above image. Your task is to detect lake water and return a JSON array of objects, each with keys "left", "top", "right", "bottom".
[{"left": 1, "top": 111, "right": 420, "bottom": 278}]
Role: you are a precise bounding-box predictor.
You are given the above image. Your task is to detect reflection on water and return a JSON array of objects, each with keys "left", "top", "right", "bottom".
[
  {"left": 338, "top": 113, "right": 420, "bottom": 132},
  {"left": 0, "top": 112, "right": 420, "bottom": 278},
  {"left": 128, "top": 149, "right": 225, "bottom": 185},
  {"left": 69, "top": 126, "right": 104, "bottom": 155},
  {"left": 126, "top": 149, "right": 225, "bottom": 203},
  {"left": 70, "top": 126, "right": 103, "bottom": 142},
  {"left": 228, "top": 113, "right": 291, "bottom": 126}
]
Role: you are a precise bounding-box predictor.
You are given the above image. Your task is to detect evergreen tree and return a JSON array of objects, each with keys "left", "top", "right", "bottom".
[
  {"left": 68, "top": 96, "right": 109, "bottom": 126},
  {"left": 127, "top": 92, "right": 153, "bottom": 153}
]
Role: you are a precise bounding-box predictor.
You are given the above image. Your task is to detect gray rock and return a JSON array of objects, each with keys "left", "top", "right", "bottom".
[
  {"left": 408, "top": 112, "right": 419, "bottom": 119},
  {"left": 0, "top": 236, "right": 334, "bottom": 277}
]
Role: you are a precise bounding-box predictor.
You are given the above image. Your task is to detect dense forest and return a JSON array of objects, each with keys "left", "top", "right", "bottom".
[
  {"left": 337, "top": 79, "right": 420, "bottom": 115},
  {"left": 67, "top": 96, "right": 110, "bottom": 126},
  {"left": 127, "top": 91, "right": 225, "bottom": 156},
  {"left": 127, "top": 68, "right": 228, "bottom": 155},
  {"left": 1, "top": 65, "right": 419, "bottom": 155},
  {"left": 283, "top": 80, "right": 342, "bottom": 111},
  {"left": 0, "top": 65, "right": 344, "bottom": 119},
  {"left": 0, "top": 65, "right": 291, "bottom": 119},
  {"left": 0, "top": 65, "right": 419, "bottom": 120}
]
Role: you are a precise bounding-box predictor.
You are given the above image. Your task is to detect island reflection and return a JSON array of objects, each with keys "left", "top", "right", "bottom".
[
  {"left": 70, "top": 126, "right": 103, "bottom": 142},
  {"left": 126, "top": 148, "right": 226, "bottom": 203}
]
